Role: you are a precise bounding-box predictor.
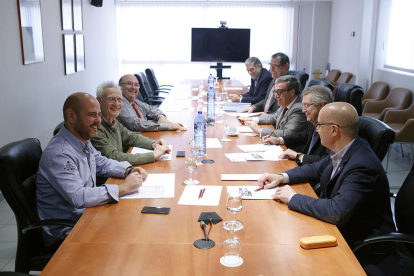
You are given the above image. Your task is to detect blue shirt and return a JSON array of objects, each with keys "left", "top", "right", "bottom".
[{"left": 36, "top": 125, "right": 131, "bottom": 246}]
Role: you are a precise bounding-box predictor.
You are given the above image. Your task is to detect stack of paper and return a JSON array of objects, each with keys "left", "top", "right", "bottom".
[
  {"left": 131, "top": 145, "right": 172, "bottom": 161},
  {"left": 120, "top": 173, "right": 175, "bottom": 199}
]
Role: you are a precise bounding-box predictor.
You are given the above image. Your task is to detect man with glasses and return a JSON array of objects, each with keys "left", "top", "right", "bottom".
[
  {"left": 117, "top": 74, "right": 186, "bottom": 132},
  {"left": 228, "top": 57, "right": 272, "bottom": 104},
  {"left": 91, "top": 81, "right": 171, "bottom": 165},
  {"left": 263, "top": 85, "right": 333, "bottom": 166},
  {"left": 257, "top": 102, "right": 395, "bottom": 249},
  {"left": 239, "top": 75, "right": 307, "bottom": 138},
  {"left": 238, "top": 52, "right": 293, "bottom": 114}
]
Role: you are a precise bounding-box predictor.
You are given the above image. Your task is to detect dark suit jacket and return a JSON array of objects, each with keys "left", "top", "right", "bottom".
[
  {"left": 283, "top": 123, "right": 329, "bottom": 165},
  {"left": 286, "top": 136, "right": 395, "bottom": 246},
  {"left": 241, "top": 68, "right": 272, "bottom": 105}
]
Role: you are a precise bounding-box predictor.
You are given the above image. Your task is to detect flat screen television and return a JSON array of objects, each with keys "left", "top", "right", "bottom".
[{"left": 191, "top": 28, "right": 250, "bottom": 63}]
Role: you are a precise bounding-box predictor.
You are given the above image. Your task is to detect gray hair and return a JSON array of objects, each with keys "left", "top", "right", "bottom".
[
  {"left": 275, "top": 75, "right": 300, "bottom": 95},
  {"left": 245, "top": 57, "right": 262, "bottom": 67},
  {"left": 96, "top": 81, "right": 121, "bottom": 98},
  {"left": 271, "top": 52, "right": 290, "bottom": 69},
  {"left": 302, "top": 85, "right": 333, "bottom": 105}
]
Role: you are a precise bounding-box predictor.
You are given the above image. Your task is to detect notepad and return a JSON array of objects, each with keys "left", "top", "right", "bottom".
[
  {"left": 226, "top": 186, "right": 278, "bottom": 200},
  {"left": 120, "top": 173, "right": 175, "bottom": 199},
  {"left": 178, "top": 185, "right": 223, "bottom": 206}
]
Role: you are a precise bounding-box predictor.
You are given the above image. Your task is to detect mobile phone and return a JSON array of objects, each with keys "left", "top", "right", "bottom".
[
  {"left": 141, "top": 206, "right": 171, "bottom": 214},
  {"left": 176, "top": 151, "right": 185, "bottom": 157}
]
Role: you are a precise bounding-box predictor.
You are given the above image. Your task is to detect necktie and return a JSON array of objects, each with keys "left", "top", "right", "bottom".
[
  {"left": 276, "top": 107, "right": 288, "bottom": 129},
  {"left": 307, "top": 129, "right": 319, "bottom": 154},
  {"left": 131, "top": 102, "right": 143, "bottom": 119},
  {"left": 83, "top": 145, "right": 95, "bottom": 187},
  {"left": 263, "top": 90, "right": 273, "bottom": 113}
]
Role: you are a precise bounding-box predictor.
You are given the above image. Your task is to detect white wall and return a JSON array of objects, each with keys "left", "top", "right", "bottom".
[
  {"left": 0, "top": 0, "right": 119, "bottom": 149},
  {"left": 297, "top": 2, "right": 313, "bottom": 75}
]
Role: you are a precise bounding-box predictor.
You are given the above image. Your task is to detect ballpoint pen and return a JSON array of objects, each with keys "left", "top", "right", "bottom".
[
  {"left": 198, "top": 189, "right": 203, "bottom": 199},
  {"left": 200, "top": 188, "right": 206, "bottom": 199},
  {"left": 263, "top": 130, "right": 275, "bottom": 145},
  {"left": 255, "top": 186, "right": 264, "bottom": 192}
]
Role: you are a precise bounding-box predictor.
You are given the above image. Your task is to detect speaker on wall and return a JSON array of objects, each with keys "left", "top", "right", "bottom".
[{"left": 91, "top": 0, "right": 103, "bottom": 7}]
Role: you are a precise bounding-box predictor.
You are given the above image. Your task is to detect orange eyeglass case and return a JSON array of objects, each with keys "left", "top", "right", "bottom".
[{"left": 300, "top": 235, "right": 337, "bottom": 249}]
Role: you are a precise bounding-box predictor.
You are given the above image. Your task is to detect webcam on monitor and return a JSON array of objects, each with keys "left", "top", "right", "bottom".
[{"left": 219, "top": 21, "right": 228, "bottom": 29}]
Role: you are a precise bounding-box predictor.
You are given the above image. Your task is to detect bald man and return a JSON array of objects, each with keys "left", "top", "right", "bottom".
[
  {"left": 257, "top": 102, "right": 395, "bottom": 246},
  {"left": 36, "top": 93, "right": 146, "bottom": 247},
  {"left": 117, "top": 74, "right": 186, "bottom": 132}
]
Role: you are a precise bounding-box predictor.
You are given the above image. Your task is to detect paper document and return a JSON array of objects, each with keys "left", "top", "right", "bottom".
[
  {"left": 224, "top": 153, "right": 247, "bottom": 162},
  {"left": 237, "top": 144, "right": 282, "bottom": 153},
  {"left": 225, "top": 112, "right": 263, "bottom": 118},
  {"left": 226, "top": 87, "right": 243, "bottom": 90},
  {"left": 243, "top": 133, "right": 259, "bottom": 137},
  {"left": 175, "top": 96, "right": 198, "bottom": 100},
  {"left": 166, "top": 107, "right": 195, "bottom": 112},
  {"left": 120, "top": 173, "right": 175, "bottom": 199},
  {"left": 237, "top": 126, "right": 254, "bottom": 133},
  {"left": 131, "top": 145, "right": 172, "bottom": 161},
  {"left": 223, "top": 103, "right": 250, "bottom": 112},
  {"left": 221, "top": 174, "right": 262, "bottom": 181},
  {"left": 226, "top": 186, "right": 278, "bottom": 200},
  {"left": 244, "top": 151, "right": 284, "bottom": 161},
  {"left": 178, "top": 185, "right": 223, "bottom": 206},
  {"left": 206, "top": 138, "right": 222, "bottom": 148}
]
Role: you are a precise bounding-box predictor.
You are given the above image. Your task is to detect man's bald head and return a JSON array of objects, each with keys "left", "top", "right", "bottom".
[
  {"left": 320, "top": 102, "right": 359, "bottom": 138},
  {"left": 63, "top": 93, "right": 96, "bottom": 122}
]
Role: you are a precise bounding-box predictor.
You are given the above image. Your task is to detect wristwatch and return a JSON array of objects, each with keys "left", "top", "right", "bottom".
[
  {"left": 126, "top": 166, "right": 134, "bottom": 175},
  {"left": 295, "top": 153, "right": 303, "bottom": 165}
]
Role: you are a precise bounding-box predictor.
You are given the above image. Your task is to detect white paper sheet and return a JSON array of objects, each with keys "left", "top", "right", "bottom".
[
  {"left": 178, "top": 185, "right": 223, "bottom": 206},
  {"left": 226, "top": 87, "right": 243, "bottom": 90},
  {"left": 174, "top": 96, "right": 198, "bottom": 100},
  {"left": 221, "top": 174, "right": 262, "bottom": 181},
  {"left": 237, "top": 144, "right": 282, "bottom": 153},
  {"left": 131, "top": 145, "right": 172, "bottom": 161},
  {"left": 243, "top": 133, "right": 259, "bottom": 137},
  {"left": 244, "top": 149, "right": 284, "bottom": 161},
  {"left": 226, "top": 186, "right": 278, "bottom": 200},
  {"left": 225, "top": 112, "right": 263, "bottom": 117},
  {"left": 224, "top": 153, "right": 247, "bottom": 162},
  {"left": 206, "top": 138, "right": 222, "bottom": 148},
  {"left": 166, "top": 107, "right": 195, "bottom": 112},
  {"left": 120, "top": 173, "right": 175, "bottom": 199},
  {"left": 237, "top": 126, "right": 255, "bottom": 133}
]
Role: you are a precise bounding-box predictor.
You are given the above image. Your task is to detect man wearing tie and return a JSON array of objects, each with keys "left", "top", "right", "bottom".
[
  {"left": 117, "top": 74, "right": 186, "bottom": 132},
  {"left": 227, "top": 57, "right": 272, "bottom": 104},
  {"left": 263, "top": 85, "right": 333, "bottom": 166},
  {"left": 240, "top": 75, "right": 307, "bottom": 138}
]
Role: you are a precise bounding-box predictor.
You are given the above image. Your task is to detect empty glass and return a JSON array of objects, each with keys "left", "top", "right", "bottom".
[
  {"left": 223, "top": 191, "right": 243, "bottom": 231},
  {"left": 184, "top": 157, "right": 199, "bottom": 185},
  {"left": 222, "top": 87, "right": 228, "bottom": 101},
  {"left": 221, "top": 238, "right": 242, "bottom": 267}
]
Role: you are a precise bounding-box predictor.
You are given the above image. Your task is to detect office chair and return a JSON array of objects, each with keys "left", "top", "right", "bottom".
[
  {"left": 0, "top": 138, "right": 76, "bottom": 273},
  {"left": 320, "top": 69, "right": 341, "bottom": 83},
  {"left": 334, "top": 83, "right": 364, "bottom": 115},
  {"left": 362, "top": 82, "right": 389, "bottom": 110},
  {"left": 145, "top": 68, "right": 173, "bottom": 92},
  {"left": 307, "top": 79, "right": 334, "bottom": 92},
  {"left": 287, "top": 70, "right": 309, "bottom": 90},
  {"left": 134, "top": 73, "right": 166, "bottom": 107}
]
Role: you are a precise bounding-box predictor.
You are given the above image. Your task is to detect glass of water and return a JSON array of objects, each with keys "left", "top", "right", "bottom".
[
  {"left": 223, "top": 191, "right": 243, "bottom": 231},
  {"left": 222, "top": 87, "right": 228, "bottom": 101},
  {"left": 184, "top": 157, "right": 199, "bottom": 185},
  {"left": 191, "top": 143, "right": 202, "bottom": 166}
]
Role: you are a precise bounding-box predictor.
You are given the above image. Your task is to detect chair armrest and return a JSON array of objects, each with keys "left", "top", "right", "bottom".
[
  {"left": 159, "top": 85, "right": 173, "bottom": 88},
  {"left": 154, "top": 89, "right": 169, "bottom": 94},
  {"left": 22, "top": 219, "right": 77, "bottom": 234},
  {"left": 147, "top": 96, "right": 165, "bottom": 100},
  {"left": 395, "top": 119, "right": 414, "bottom": 142},
  {"left": 383, "top": 109, "right": 411, "bottom": 123},
  {"left": 147, "top": 99, "right": 164, "bottom": 105},
  {"left": 352, "top": 232, "right": 414, "bottom": 253},
  {"left": 363, "top": 100, "right": 387, "bottom": 113}
]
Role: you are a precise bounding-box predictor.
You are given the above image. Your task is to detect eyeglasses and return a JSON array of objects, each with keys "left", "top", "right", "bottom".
[
  {"left": 272, "top": 88, "right": 290, "bottom": 97},
  {"left": 120, "top": 81, "right": 139, "bottom": 87},
  {"left": 313, "top": 123, "right": 340, "bottom": 130},
  {"left": 268, "top": 63, "right": 285, "bottom": 70},
  {"left": 301, "top": 103, "right": 316, "bottom": 110},
  {"left": 106, "top": 97, "right": 122, "bottom": 104}
]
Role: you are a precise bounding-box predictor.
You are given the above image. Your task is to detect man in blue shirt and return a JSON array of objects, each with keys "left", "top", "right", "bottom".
[{"left": 36, "top": 93, "right": 146, "bottom": 246}]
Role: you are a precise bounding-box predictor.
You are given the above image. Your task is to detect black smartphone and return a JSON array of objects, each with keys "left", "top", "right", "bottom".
[
  {"left": 141, "top": 206, "right": 171, "bottom": 214},
  {"left": 176, "top": 151, "right": 185, "bottom": 157}
]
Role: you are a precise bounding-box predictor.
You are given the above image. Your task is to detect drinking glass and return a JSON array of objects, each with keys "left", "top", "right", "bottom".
[
  {"left": 223, "top": 191, "right": 243, "bottom": 231},
  {"left": 214, "top": 78, "right": 220, "bottom": 91},
  {"left": 184, "top": 157, "right": 199, "bottom": 185},
  {"left": 222, "top": 87, "right": 228, "bottom": 101},
  {"left": 221, "top": 238, "right": 242, "bottom": 267},
  {"left": 191, "top": 144, "right": 202, "bottom": 166},
  {"left": 216, "top": 106, "right": 224, "bottom": 123}
]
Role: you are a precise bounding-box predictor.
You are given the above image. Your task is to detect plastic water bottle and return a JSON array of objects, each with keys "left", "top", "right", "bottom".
[
  {"left": 194, "top": 111, "right": 207, "bottom": 156},
  {"left": 208, "top": 73, "right": 214, "bottom": 90},
  {"left": 207, "top": 86, "right": 215, "bottom": 122}
]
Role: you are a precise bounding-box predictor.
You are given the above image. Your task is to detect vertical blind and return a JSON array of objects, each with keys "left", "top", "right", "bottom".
[
  {"left": 384, "top": 0, "right": 414, "bottom": 74},
  {"left": 116, "top": 2, "right": 299, "bottom": 85}
]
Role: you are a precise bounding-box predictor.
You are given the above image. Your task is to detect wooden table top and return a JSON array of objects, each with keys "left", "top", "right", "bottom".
[{"left": 41, "top": 79, "right": 365, "bottom": 275}]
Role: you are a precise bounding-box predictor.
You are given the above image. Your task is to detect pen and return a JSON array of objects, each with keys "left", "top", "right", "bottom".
[
  {"left": 198, "top": 189, "right": 203, "bottom": 199},
  {"left": 255, "top": 187, "right": 264, "bottom": 192},
  {"left": 263, "top": 130, "right": 275, "bottom": 145},
  {"left": 200, "top": 188, "right": 206, "bottom": 199},
  {"left": 189, "top": 138, "right": 194, "bottom": 145}
]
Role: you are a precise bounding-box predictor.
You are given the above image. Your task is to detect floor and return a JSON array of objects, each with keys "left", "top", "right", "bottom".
[{"left": 0, "top": 146, "right": 412, "bottom": 274}]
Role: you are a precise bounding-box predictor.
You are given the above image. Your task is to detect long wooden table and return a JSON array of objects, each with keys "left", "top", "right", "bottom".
[{"left": 41, "top": 80, "right": 365, "bottom": 275}]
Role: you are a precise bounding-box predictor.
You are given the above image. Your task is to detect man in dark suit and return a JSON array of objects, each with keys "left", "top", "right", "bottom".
[
  {"left": 258, "top": 102, "right": 395, "bottom": 247},
  {"left": 228, "top": 57, "right": 272, "bottom": 105},
  {"left": 263, "top": 85, "right": 333, "bottom": 166}
]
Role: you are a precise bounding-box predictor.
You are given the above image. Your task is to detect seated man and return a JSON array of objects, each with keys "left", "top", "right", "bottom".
[
  {"left": 117, "top": 74, "right": 186, "bottom": 132},
  {"left": 258, "top": 102, "right": 395, "bottom": 247},
  {"left": 263, "top": 85, "right": 333, "bottom": 166},
  {"left": 239, "top": 75, "right": 307, "bottom": 137},
  {"left": 228, "top": 57, "right": 272, "bottom": 105},
  {"left": 36, "top": 93, "right": 146, "bottom": 247},
  {"left": 91, "top": 81, "right": 171, "bottom": 165}
]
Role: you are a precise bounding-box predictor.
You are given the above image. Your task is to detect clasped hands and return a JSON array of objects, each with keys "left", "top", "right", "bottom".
[{"left": 258, "top": 173, "right": 296, "bottom": 204}]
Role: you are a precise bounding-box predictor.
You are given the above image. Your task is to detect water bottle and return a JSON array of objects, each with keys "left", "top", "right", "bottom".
[
  {"left": 208, "top": 73, "right": 214, "bottom": 90},
  {"left": 194, "top": 111, "right": 207, "bottom": 156},
  {"left": 207, "top": 86, "right": 215, "bottom": 122}
]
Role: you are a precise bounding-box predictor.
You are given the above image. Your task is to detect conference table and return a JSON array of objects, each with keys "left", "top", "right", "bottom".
[{"left": 41, "top": 80, "right": 365, "bottom": 275}]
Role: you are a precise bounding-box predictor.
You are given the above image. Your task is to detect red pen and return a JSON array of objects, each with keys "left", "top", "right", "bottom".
[
  {"left": 263, "top": 130, "right": 275, "bottom": 144},
  {"left": 255, "top": 187, "right": 264, "bottom": 192},
  {"left": 198, "top": 189, "right": 203, "bottom": 199},
  {"left": 200, "top": 188, "right": 206, "bottom": 199}
]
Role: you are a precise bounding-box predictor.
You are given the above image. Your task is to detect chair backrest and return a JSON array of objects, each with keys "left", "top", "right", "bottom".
[
  {"left": 0, "top": 138, "right": 44, "bottom": 272},
  {"left": 382, "top": 88, "right": 411, "bottom": 109},
  {"left": 145, "top": 68, "right": 159, "bottom": 92},
  {"left": 53, "top": 121, "right": 64, "bottom": 136},
  {"left": 334, "top": 83, "right": 364, "bottom": 115},
  {"left": 335, "top": 72, "right": 353, "bottom": 84},
  {"left": 358, "top": 116, "right": 395, "bottom": 161},
  {"left": 362, "top": 82, "right": 389, "bottom": 101},
  {"left": 348, "top": 76, "right": 356, "bottom": 84},
  {"left": 324, "top": 69, "right": 341, "bottom": 83},
  {"left": 287, "top": 70, "right": 309, "bottom": 89},
  {"left": 307, "top": 79, "right": 334, "bottom": 92},
  {"left": 134, "top": 73, "right": 151, "bottom": 102}
]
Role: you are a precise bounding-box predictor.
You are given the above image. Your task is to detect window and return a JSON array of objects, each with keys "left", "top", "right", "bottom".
[{"left": 116, "top": 2, "right": 299, "bottom": 85}]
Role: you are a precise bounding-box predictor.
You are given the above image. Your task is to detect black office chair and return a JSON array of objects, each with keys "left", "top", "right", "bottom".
[
  {"left": 53, "top": 121, "right": 64, "bottom": 136},
  {"left": 353, "top": 162, "right": 414, "bottom": 275},
  {"left": 145, "top": 68, "right": 173, "bottom": 92},
  {"left": 0, "top": 138, "right": 76, "bottom": 273},
  {"left": 334, "top": 83, "right": 364, "bottom": 115},
  {"left": 134, "top": 72, "right": 166, "bottom": 107},
  {"left": 307, "top": 79, "right": 334, "bottom": 92},
  {"left": 288, "top": 70, "right": 309, "bottom": 90}
]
